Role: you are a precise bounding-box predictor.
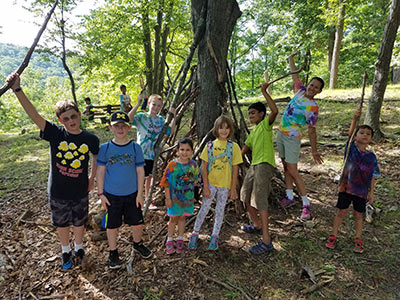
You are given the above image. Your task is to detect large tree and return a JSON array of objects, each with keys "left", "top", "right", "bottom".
[
  {"left": 365, "top": 0, "right": 400, "bottom": 141},
  {"left": 192, "top": 0, "right": 242, "bottom": 139}
]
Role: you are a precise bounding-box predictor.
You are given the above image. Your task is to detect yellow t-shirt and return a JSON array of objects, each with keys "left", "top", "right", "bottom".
[{"left": 200, "top": 139, "right": 243, "bottom": 189}]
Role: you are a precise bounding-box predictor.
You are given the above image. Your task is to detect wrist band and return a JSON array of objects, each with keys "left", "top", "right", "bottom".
[
  {"left": 13, "top": 87, "right": 22, "bottom": 93},
  {"left": 98, "top": 193, "right": 104, "bottom": 197}
]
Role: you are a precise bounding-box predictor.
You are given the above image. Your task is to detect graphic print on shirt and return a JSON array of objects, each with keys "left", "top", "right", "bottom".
[
  {"left": 55, "top": 141, "right": 89, "bottom": 178},
  {"left": 209, "top": 145, "right": 230, "bottom": 172}
]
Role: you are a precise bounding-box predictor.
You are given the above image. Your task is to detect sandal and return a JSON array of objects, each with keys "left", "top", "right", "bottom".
[
  {"left": 241, "top": 224, "right": 262, "bottom": 234},
  {"left": 249, "top": 240, "right": 274, "bottom": 255}
]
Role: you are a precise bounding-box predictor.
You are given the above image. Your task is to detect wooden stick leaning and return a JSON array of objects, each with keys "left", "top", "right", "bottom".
[
  {"left": 0, "top": 0, "right": 59, "bottom": 97},
  {"left": 338, "top": 71, "right": 368, "bottom": 184}
]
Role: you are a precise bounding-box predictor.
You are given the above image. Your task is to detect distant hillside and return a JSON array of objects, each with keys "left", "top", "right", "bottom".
[{"left": 0, "top": 43, "right": 66, "bottom": 79}]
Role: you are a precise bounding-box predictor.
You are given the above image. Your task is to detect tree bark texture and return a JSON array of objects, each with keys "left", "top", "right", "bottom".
[
  {"left": 192, "top": 0, "right": 242, "bottom": 140},
  {"left": 365, "top": 0, "right": 400, "bottom": 141},
  {"left": 142, "top": 1, "right": 154, "bottom": 94},
  {"left": 329, "top": 1, "right": 346, "bottom": 89}
]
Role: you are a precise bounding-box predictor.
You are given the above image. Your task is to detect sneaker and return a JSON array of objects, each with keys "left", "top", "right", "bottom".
[
  {"left": 165, "top": 241, "right": 175, "bottom": 255},
  {"left": 208, "top": 235, "right": 219, "bottom": 251},
  {"left": 148, "top": 202, "right": 158, "bottom": 210},
  {"left": 280, "top": 196, "right": 295, "bottom": 207},
  {"left": 354, "top": 238, "right": 364, "bottom": 253},
  {"left": 241, "top": 224, "right": 262, "bottom": 234},
  {"left": 133, "top": 241, "right": 152, "bottom": 258},
  {"left": 74, "top": 249, "right": 85, "bottom": 265},
  {"left": 62, "top": 251, "right": 73, "bottom": 270},
  {"left": 188, "top": 233, "right": 199, "bottom": 250},
  {"left": 300, "top": 205, "right": 311, "bottom": 221},
  {"left": 249, "top": 240, "right": 274, "bottom": 255},
  {"left": 108, "top": 250, "right": 123, "bottom": 269},
  {"left": 365, "top": 204, "right": 374, "bottom": 223},
  {"left": 176, "top": 240, "right": 185, "bottom": 254},
  {"left": 325, "top": 235, "right": 337, "bottom": 249}
]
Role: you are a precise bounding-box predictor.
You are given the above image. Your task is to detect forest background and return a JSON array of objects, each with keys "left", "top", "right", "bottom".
[
  {"left": 0, "top": 0, "right": 399, "bottom": 133},
  {"left": 0, "top": 0, "right": 400, "bottom": 299}
]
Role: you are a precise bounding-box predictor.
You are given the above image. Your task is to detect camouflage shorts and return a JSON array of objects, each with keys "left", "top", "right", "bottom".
[{"left": 49, "top": 195, "right": 89, "bottom": 227}]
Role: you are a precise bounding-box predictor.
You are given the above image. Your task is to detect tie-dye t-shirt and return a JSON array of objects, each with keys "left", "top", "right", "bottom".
[
  {"left": 279, "top": 81, "right": 318, "bottom": 138},
  {"left": 132, "top": 112, "right": 171, "bottom": 160},
  {"left": 339, "top": 141, "right": 380, "bottom": 200},
  {"left": 160, "top": 160, "right": 199, "bottom": 216}
]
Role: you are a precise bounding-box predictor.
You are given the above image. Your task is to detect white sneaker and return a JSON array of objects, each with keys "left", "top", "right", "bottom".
[
  {"left": 365, "top": 204, "right": 374, "bottom": 223},
  {"left": 148, "top": 202, "right": 158, "bottom": 210}
]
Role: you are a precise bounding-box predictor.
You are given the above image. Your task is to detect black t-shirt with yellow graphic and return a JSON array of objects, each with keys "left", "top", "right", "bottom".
[{"left": 40, "top": 121, "right": 99, "bottom": 200}]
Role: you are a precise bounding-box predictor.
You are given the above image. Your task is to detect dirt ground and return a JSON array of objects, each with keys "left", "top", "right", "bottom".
[{"left": 1, "top": 137, "right": 399, "bottom": 300}]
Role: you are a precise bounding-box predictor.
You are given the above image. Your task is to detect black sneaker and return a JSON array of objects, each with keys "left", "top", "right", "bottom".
[
  {"left": 62, "top": 251, "right": 73, "bottom": 270},
  {"left": 133, "top": 241, "right": 152, "bottom": 259},
  {"left": 108, "top": 250, "right": 123, "bottom": 269},
  {"left": 75, "top": 249, "right": 85, "bottom": 265}
]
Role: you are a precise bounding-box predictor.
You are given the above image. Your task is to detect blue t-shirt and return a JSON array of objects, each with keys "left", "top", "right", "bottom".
[
  {"left": 339, "top": 141, "right": 380, "bottom": 200},
  {"left": 96, "top": 141, "right": 145, "bottom": 196}
]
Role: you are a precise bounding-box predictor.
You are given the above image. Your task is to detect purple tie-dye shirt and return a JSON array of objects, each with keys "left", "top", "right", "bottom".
[{"left": 339, "top": 141, "right": 380, "bottom": 200}]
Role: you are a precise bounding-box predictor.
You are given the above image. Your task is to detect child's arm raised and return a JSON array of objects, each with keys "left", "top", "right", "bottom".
[
  {"left": 288, "top": 50, "right": 301, "bottom": 84},
  {"left": 261, "top": 82, "right": 278, "bottom": 125},
  {"left": 127, "top": 91, "right": 145, "bottom": 123},
  {"left": 348, "top": 108, "right": 361, "bottom": 142},
  {"left": 7, "top": 73, "right": 46, "bottom": 131}
]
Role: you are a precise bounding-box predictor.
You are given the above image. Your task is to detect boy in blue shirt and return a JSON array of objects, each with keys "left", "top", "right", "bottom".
[{"left": 96, "top": 111, "right": 152, "bottom": 269}]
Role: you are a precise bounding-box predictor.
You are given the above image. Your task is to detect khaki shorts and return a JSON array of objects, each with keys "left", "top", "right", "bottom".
[
  {"left": 276, "top": 131, "right": 301, "bottom": 164},
  {"left": 240, "top": 163, "right": 274, "bottom": 211}
]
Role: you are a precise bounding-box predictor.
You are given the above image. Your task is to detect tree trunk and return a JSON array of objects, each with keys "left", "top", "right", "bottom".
[
  {"left": 192, "top": 0, "right": 242, "bottom": 140},
  {"left": 142, "top": 1, "right": 154, "bottom": 94},
  {"left": 327, "top": 27, "right": 335, "bottom": 72},
  {"left": 365, "top": 0, "right": 400, "bottom": 141},
  {"left": 329, "top": 1, "right": 346, "bottom": 89},
  {"left": 152, "top": 1, "right": 163, "bottom": 94}
]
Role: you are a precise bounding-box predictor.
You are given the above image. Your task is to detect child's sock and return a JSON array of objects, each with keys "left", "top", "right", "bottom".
[
  {"left": 167, "top": 237, "right": 173, "bottom": 242},
  {"left": 177, "top": 236, "right": 183, "bottom": 241},
  {"left": 61, "top": 244, "right": 71, "bottom": 254},
  {"left": 301, "top": 195, "right": 310, "bottom": 206},
  {"left": 74, "top": 242, "right": 83, "bottom": 252},
  {"left": 286, "top": 189, "right": 294, "bottom": 200}
]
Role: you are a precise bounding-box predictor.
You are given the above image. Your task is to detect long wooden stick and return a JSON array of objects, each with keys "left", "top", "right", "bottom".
[
  {"left": 0, "top": 0, "right": 59, "bottom": 97},
  {"left": 255, "top": 67, "right": 303, "bottom": 89},
  {"left": 338, "top": 71, "right": 368, "bottom": 183}
]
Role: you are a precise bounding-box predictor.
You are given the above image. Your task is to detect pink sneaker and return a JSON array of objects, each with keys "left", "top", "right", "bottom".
[
  {"left": 280, "top": 196, "right": 295, "bottom": 207},
  {"left": 176, "top": 240, "right": 184, "bottom": 254},
  {"left": 165, "top": 241, "right": 175, "bottom": 254},
  {"left": 300, "top": 205, "right": 311, "bottom": 221}
]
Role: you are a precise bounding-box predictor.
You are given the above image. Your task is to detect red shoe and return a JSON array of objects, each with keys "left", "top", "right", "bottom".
[
  {"left": 325, "top": 235, "right": 337, "bottom": 249},
  {"left": 165, "top": 241, "right": 175, "bottom": 255},
  {"left": 354, "top": 238, "right": 364, "bottom": 253}
]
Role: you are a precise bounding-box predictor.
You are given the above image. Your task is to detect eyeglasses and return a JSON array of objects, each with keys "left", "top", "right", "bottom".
[{"left": 61, "top": 114, "right": 79, "bottom": 123}]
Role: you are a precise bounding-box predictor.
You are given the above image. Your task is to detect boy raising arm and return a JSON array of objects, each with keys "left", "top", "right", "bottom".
[{"left": 7, "top": 72, "right": 99, "bottom": 269}]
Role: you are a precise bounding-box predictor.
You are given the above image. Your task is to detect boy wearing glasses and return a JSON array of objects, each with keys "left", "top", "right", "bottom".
[{"left": 7, "top": 73, "right": 100, "bottom": 270}]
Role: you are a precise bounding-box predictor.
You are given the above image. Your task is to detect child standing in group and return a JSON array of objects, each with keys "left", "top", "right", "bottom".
[
  {"left": 160, "top": 138, "right": 199, "bottom": 254},
  {"left": 120, "top": 84, "right": 132, "bottom": 112},
  {"left": 240, "top": 81, "right": 278, "bottom": 254},
  {"left": 96, "top": 111, "right": 152, "bottom": 269},
  {"left": 7, "top": 73, "right": 99, "bottom": 270},
  {"left": 326, "top": 108, "right": 380, "bottom": 253},
  {"left": 188, "top": 115, "right": 243, "bottom": 251},
  {"left": 277, "top": 50, "right": 324, "bottom": 220},
  {"left": 128, "top": 94, "right": 176, "bottom": 209}
]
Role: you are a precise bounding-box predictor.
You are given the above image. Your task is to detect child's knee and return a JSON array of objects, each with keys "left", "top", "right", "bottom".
[
  {"left": 337, "top": 209, "right": 347, "bottom": 218},
  {"left": 353, "top": 210, "right": 363, "bottom": 220}
]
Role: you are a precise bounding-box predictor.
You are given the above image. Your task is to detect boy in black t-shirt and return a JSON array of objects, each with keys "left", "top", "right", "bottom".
[{"left": 7, "top": 73, "right": 100, "bottom": 270}]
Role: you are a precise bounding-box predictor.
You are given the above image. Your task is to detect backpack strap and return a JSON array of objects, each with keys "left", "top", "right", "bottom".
[{"left": 206, "top": 140, "right": 234, "bottom": 174}]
